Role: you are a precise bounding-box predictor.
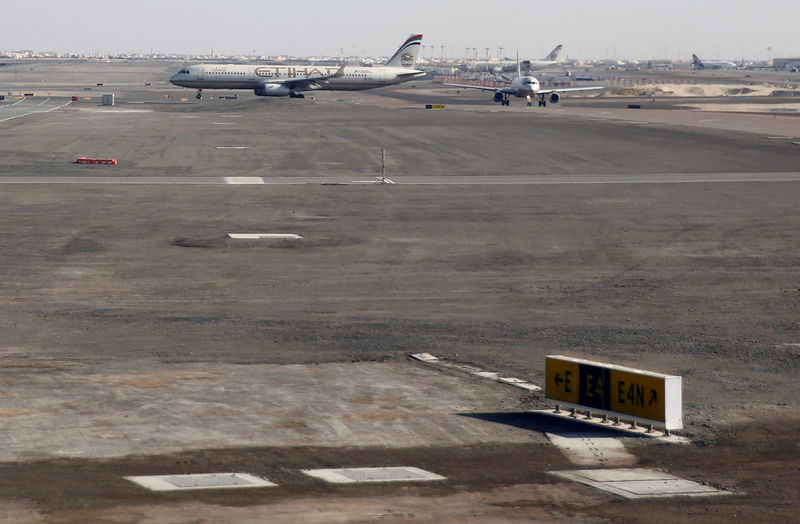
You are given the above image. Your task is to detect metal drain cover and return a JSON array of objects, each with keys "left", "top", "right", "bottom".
[
  {"left": 302, "top": 467, "right": 446, "bottom": 484},
  {"left": 125, "top": 473, "right": 276, "bottom": 491},
  {"left": 550, "top": 468, "right": 732, "bottom": 499}
]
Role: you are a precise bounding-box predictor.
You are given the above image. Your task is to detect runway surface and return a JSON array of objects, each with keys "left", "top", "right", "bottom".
[{"left": 1, "top": 172, "right": 799, "bottom": 185}]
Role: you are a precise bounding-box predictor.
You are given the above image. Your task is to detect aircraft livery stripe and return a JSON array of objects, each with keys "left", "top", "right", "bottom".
[{"left": 403, "top": 35, "right": 423, "bottom": 46}]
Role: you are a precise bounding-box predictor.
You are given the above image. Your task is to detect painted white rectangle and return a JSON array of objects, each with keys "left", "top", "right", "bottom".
[
  {"left": 470, "top": 371, "right": 499, "bottom": 379},
  {"left": 411, "top": 353, "right": 440, "bottom": 362},
  {"left": 125, "top": 473, "right": 276, "bottom": 491},
  {"left": 228, "top": 234, "right": 302, "bottom": 240},
  {"left": 303, "top": 467, "right": 446, "bottom": 484},
  {"left": 225, "top": 177, "right": 264, "bottom": 185},
  {"left": 550, "top": 468, "right": 731, "bottom": 499}
]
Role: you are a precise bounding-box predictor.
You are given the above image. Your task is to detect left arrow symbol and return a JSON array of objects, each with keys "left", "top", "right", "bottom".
[{"left": 554, "top": 373, "right": 563, "bottom": 387}]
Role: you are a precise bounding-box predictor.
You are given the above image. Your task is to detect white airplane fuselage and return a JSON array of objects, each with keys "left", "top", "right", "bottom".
[
  {"left": 508, "top": 75, "right": 542, "bottom": 98},
  {"left": 170, "top": 63, "right": 425, "bottom": 93}
]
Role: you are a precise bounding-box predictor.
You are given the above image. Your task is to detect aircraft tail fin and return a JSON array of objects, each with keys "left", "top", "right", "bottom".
[
  {"left": 692, "top": 54, "right": 703, "bottom": 67},
  {"left": 545, "top": 44, "right": 563, "bottom": 61},
  {"left": 385, "top": 34, "right": 423, "bottom": 68}
]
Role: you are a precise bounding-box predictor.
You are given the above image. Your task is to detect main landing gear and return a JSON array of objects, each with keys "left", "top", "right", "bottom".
[
  {"left": 494, "top": 92, "right": 510, "bottom": 106},
  {"left": 196, "top": 89, "right": 203, "bottom": 100}
]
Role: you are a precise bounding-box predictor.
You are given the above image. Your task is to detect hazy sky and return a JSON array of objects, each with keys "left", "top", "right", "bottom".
[{"left": 2, "top": 0, "right": 798, "bottom": 60}]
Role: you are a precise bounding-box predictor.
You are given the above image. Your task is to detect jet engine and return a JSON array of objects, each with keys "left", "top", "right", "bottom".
[
  {"left": 549, "top": 92, "right": 560, "bottom": 104},
  {"left": 254, "top": 83, "right": 291, "bottom": 97},
  {"left": 493, "top": 91, "right": 504, "bottom": 103}
]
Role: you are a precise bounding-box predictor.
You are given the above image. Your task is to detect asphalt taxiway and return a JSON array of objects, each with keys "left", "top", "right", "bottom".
[
  {"left": 1, "top": 171, "right": 800, "bottom": 185},
  {"left": 0, "top": 96, "right": 72, "bottom": 122}
]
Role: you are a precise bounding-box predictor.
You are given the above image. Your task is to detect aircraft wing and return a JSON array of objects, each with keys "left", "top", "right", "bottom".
[
  {"left": 443, "top": 83, "right": 516, "bottom": 94},
  {"left": 537, "top": 86, "right": 604, "bottom": 95},
  {"left": 261, "top": 64, "right": 346, "bottom": 89},
  {"left": 397, "top": 70, "right": 426, "bottom": 78}
]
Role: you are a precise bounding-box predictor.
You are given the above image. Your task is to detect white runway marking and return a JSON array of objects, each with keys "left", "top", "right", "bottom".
[
  {"left": 0, "top": 97, "right": 26, "bottom": 110},
  {"left": 224, "top": 177, "right": 264, "bottom": 184},
  {"left": 228, "top": 234, "right": 302, "bottom": 240}
]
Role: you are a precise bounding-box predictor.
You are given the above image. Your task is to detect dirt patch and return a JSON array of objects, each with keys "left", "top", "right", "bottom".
[
  {"left": 59, "top": 237, "right": 105, "bottom": 255},
  {"left": 0, "top": 419, "right": 797, "bottom": 522}
]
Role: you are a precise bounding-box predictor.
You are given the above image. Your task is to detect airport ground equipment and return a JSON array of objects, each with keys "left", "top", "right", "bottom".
[{"left": 75, "top": 157, "right": 118, "bottom": 165}]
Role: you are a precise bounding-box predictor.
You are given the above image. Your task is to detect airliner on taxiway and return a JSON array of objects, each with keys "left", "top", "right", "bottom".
[
  {"left": 170, "top": 34, "right": 425, "bottom": 99},
  {"left": 445, "top": 55, "right": 602, "bottom": 107}
]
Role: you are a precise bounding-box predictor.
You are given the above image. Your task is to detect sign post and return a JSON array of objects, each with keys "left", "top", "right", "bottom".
[{"left": 545, "top": 355, "right": 682, "bottom": 431}]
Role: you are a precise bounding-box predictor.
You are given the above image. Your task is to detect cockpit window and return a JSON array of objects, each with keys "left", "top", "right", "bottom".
[{"left": 180, "top": 69, "right": 190, "bottom": 74}]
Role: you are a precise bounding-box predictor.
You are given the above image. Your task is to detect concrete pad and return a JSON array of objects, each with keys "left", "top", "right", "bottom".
[
  {"left": 546, "top": 432, "right": 636, "bottom": 466},
  {"left": 550, "top": 468, "right": 732, "bottom": 499},
  {"left": 0, "top": 361, "right": 541, "bottom": 461},
  {"left": 126, "top": 473, "right": 276, "bottom": 491},
  {"left": 302, "top": 467, "right": 445, "bottom": 484}
]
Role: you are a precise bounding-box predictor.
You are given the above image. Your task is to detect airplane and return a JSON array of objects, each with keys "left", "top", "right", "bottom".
[
  {"left": 464, "top": 45, "right": 563, "bottom": 75},
  {"left": 444, "top": 57, "right": 602, "bottom": 107},
  {"left": 692, "top": 54, "right": 738, "bottom": 70},
  {"left": 170, "top": 34, "right": 425, "bottom": 99},
  {"left": 519, "top": 44, "right": 563, "bottom": 72}
]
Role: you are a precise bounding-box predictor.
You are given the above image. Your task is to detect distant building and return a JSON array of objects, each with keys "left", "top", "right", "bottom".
[
  {"left": 773, "top": 57, "right": 800, "bottom": 71},
  {"left": 647, "top": 60, "right": 675, "bottom": 70}
]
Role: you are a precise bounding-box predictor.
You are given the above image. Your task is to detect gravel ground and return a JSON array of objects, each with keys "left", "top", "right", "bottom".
[{"left": 0, "top": 61, "right": 798, "bottom": 521}]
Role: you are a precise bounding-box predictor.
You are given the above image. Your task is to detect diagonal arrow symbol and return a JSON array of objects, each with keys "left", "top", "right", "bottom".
[{"left": 649, "top": 388, "right": 658, "bottom": 406}]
